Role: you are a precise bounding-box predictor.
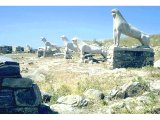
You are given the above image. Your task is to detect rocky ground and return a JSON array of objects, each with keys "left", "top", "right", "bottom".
[
  {"left": 3, "top": 51, "right": 160, "bottom": 114},
  {"left": 1, "top": 35, "right": 160, "bottom": 114}
]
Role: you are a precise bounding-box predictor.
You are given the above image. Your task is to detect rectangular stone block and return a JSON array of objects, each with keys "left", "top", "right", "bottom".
[
  {"left": 12, "top": 46, "right": 24, "bottom": 53},
  {"left": 2, "top": 78, "right": 33, "bottom": 88},
  {"left": 37, "top": 50, "right": 59, "bottom": 57},
  {"left": 14, "top": 84, "right": 42, "bottom": 107},
  {"left": 108, "top": 46, "right": 154, "bottom": 68},
  {"left": 0, "top": 56, "right": 21, "bottom": 78},
  {"left": 0, "top": 107, "right": 38, "bottom": 114},
  {"left": 0, "top": 89, "right": 15, "bottom": 108},
  {"left": 0, "top": 45, "right": 12, "bottom": 54}
]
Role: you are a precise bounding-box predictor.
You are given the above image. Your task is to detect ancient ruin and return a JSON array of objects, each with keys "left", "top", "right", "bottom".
[
  {"left": 12, "top": 46, "right": 24, "bottom": 53},
  {"left": 112, "top": 8, "right": 150, "bottom": 47},
  {"left": 0, "top": 46, "right": 12, "bottom": 54},
  {"left": 24, "top": 45, "right": 35, "bottom": 53},
  {"left": 0, "top": 56, "right": 52, "bottom": 114},
  {"left": 37, "top": 37, "right": 61, "bottom": 57},
  {"left": 72, "top": 37, "right": 107, "bottom": 63},
  {"left": 60, "top": 35, "right": 78, "bottom": 59}
]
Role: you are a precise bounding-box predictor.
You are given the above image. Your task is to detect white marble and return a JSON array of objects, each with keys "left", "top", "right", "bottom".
[
  {"left": 60, "top": 35, "right": 78, "bottom": 59},
  {"left": 72, "top": 37, "right": 107, "bottom": 61},
  {"left": 41, "top": 37, "right": 61, "bottom": 57},
  {"left": 112, "top": 8, "right": 150, "bottom": 47}
]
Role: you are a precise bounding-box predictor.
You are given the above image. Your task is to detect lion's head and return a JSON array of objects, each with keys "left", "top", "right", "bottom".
[
  {"left": 72, "top": 37, "right": 79, "bottom": 46},
  {"left": 112, "top": 8, "right": 126, "bottom": 22},
  {"left": 112, "top": 8, "right": 119, "bottom": 18}
]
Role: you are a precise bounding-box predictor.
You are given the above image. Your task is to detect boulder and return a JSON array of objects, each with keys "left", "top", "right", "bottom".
[
  {"left": 106, "top": 102, "right": 126, "bottom": 114},
  {"left": 56, "top": 95, "right": 88, "bottom": 107},
  {"left": 154, "top": 59, "right": 160, "bottom": 68},
  {"left": 38, "top": 103, "right": 58, "bottom": 114},
  {"left": 50, "top": 104, "right": 74, "bottom": 113},
  {"left": 2, "top": 78, "right": 33, "bottom": 88},
  {"left": 41, "top": 91, "right": 52, "bottom": 103},
  {"left": 150, "top": 80, "right": 160, "bottom": 93},
  {"left": 124, "top": 82, "right": 148, "bottom": 97},
  {"left": 116, "top": 90, "right": 126, "bottom": 99},
  {"left": 136, "top": 96, "right": 152, "bottom": 106},
  {"left": 0, "top": 56, "right": 21, "bottom": 78},
  {"left": 152, "top": 107, "right": 160, "bottom": 114},
  {"left": 83, "top": 89, "right": 104, "bottom": 100},
  {"left": 109, "top": 82, "right": 148, "bottom": 99},
  {"left": 108, "top": 88, "right": 120, "bottom": 99}
]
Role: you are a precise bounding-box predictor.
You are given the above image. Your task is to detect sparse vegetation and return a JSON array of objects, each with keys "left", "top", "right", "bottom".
[{"left": 4, "top": 34, "right": 160, "bottom": 113}]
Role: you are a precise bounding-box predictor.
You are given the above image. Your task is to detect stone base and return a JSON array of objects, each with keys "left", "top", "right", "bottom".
[
  {"left": 0, "top": 81, "right": 42, "bottom": 114},
  {"left": 108, "top": 46, "right": 154, "bottom": 68},
  {"left": 64, "top": 53, "right": 72, "bottom": 59},
  {"left": 0, "top": 107, "right": 39, "bottom": 114},
  {"left": 37, "top": 50, "right": 60, "bottom": 57}
]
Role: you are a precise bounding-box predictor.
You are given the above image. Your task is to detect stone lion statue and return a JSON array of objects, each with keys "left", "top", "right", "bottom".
[
  {"left": 112, "top": 8, "right": 150, "bottom": 47},
  {"left": 60, "top": 35, "right": 78, "bottom": 59},
  {"left": 72, "top": 37, "right": 107, "bottom": 62},
  {"left": 41, "top": 37, "right": 61, "bottom": 57},
  {"left": 41, "top": 37, "right": 61, "bottom": 52}
]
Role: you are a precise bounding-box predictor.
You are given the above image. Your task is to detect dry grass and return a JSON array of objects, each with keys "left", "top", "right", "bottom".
[{"left": 3, "top": 34, "right": 160, "bottom": 113}]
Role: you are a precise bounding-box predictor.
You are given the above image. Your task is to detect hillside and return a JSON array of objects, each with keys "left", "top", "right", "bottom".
[{"left": 3, "top": 34, "right": 160, "bottom": 114}]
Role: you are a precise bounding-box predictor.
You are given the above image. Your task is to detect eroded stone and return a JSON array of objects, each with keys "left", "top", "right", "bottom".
[
  {"left": 2, "top": 78, "right": 33, "bottom": 88},
  {"left": 14, "top": 84, "right": 42, "bottom": 107}
]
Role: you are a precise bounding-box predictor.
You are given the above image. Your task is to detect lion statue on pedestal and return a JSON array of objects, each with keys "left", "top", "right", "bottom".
[
  {"left": 72, "top": 37, "right": 107, "bottom": 62},
  {"left": 60, "top": 35, "right": 78, "bottom": 59},
  {"left": 112, "top": 8, "right": 150, "bottom": 47}
]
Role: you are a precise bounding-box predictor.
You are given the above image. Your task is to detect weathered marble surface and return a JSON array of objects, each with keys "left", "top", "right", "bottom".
[
  {"left": 60, "top": 35, "right": 78, "bottom": 59},
  {"left": 112, "top": 8, "right": 150, "bottom": 47},
  {"left": 72, "top": 37, "right": 107, "bottom": 62}
]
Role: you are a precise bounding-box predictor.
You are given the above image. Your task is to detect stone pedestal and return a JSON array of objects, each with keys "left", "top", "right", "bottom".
[
  {"left": 107, "top": 46, "right": 154, "bottom": 68},
  {"left": 37, "top": 50, "right": 59, "bottom": 57}
]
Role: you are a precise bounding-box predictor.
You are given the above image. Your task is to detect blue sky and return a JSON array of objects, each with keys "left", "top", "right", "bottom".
[{"left": 0, "top": 6, "right": 160, "bottom": 48}]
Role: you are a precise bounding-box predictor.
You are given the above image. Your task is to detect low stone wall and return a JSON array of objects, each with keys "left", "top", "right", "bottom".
[
  {"left": 0, "top": 56, "right": 42, "bottom": 114},
  {"left": 12, "top": 46, "right": 24, "bottom": 53},
  {"left": 0, "top": 46, "right": 12, "bottom": 54},
  {"left": 108, "top": 46, "right": 154, "bottom": 68},
  {"left": 0, "top": 78, "right": 42, "bottom": 114}
]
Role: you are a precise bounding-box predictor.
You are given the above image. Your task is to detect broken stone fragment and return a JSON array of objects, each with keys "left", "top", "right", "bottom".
[
  {"left": 2, "top": 78, "right": 33, "bottom": 88},
  {"left": 57, "top": 95, "right": 88, "bottom": 107},
  {"left": 41, "top": 91, "right": 52, "bottom": 103},
  {"left": 0, "top": 56, "right": 21, "bottom": 78},
  {"left": 84, "top": 89, "right": 105, "bottom": 100}
]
